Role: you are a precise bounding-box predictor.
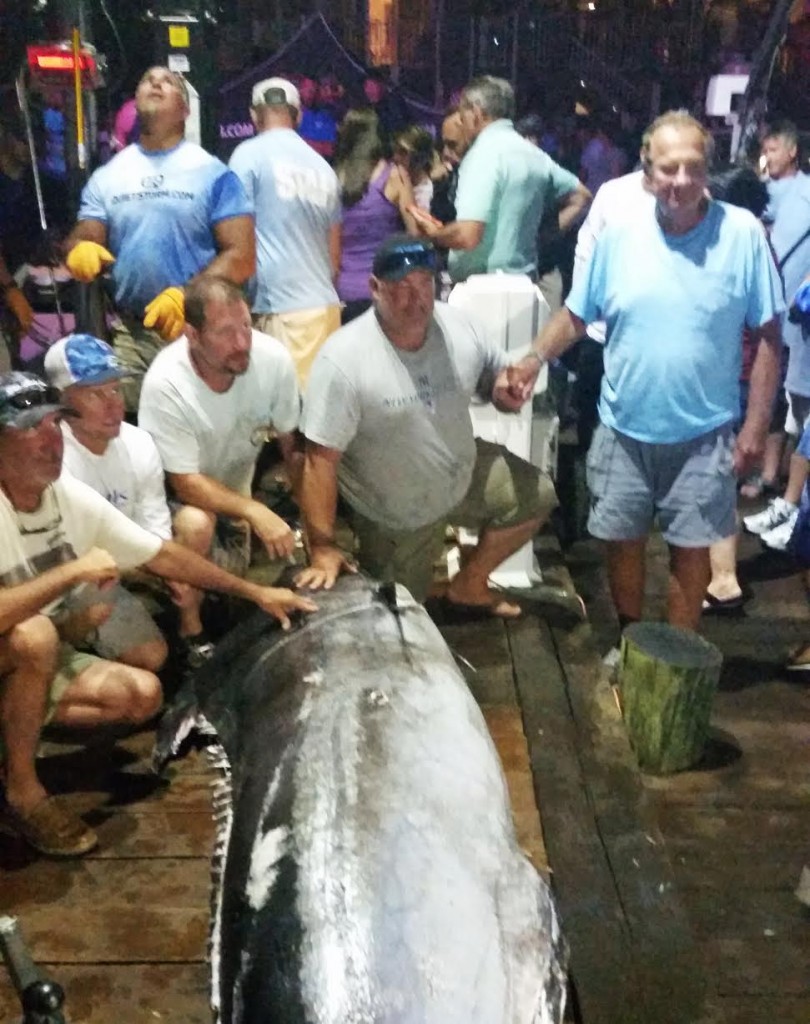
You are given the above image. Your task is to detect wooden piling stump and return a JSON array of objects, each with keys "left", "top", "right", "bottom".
[{"left": 619, "top": 623, "right": 722, "bottom": 774}]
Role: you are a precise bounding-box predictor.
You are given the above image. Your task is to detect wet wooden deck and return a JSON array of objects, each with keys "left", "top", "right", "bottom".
[
  {"left": 0, "top": 609, "right": 550, "bottom": 1023},
  {"left": 2, "top": 528, "right": 809, "bottom": 1023},
  {"left": 565, "top": 527, "right": 810, "bottom": 1024}
]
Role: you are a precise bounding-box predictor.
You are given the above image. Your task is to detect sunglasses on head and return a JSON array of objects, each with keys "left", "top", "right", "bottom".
[{"left": 377, "top": 244, "right": 437, "bottom": 279}]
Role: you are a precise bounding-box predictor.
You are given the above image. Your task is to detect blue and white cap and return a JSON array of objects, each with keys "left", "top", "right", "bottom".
[{"left": 44, "top": 334, "right": 123, "bottom": 392}]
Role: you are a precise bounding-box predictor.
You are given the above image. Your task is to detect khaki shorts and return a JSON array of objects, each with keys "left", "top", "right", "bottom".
[
  {"left": 47, "top": 645, "right": 101, "bottom": 722},
  {"left": 0, "top": 643, "right": 99, "bottom": 758},
  {"left": 353, "top": 439, "right": 556, "bottom": 601},
  {"left": 254, "top": 305, "right": 341, "bottom": 390},
  {"left": 109, "top": 313, "right": 166, "bottom": 414}
]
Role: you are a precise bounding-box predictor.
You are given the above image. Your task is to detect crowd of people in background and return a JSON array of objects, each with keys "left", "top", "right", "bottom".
[{"left": 0, "top": 61, "right": 808, "bottom": 861}]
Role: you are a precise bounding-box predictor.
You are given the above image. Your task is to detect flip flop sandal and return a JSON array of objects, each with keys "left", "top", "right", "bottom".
[
  {"left": 425, "top": 595, "right": 522, "bottom": 625},
  {"left": 702, "top": 591, "right": 745, "bottom": 612}
]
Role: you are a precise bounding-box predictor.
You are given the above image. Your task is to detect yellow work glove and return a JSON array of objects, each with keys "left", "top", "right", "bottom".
[
  {"left": 143, "top": 286, "right": 185, "bottom": 341},
  {"left": 65, "top": 240, "right": 115, "bottom": 282},
  {"left": 3, "top": 285, "right": 34, "bottom": 333}
]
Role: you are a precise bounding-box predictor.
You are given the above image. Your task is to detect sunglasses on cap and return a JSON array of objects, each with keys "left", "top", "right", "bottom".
[
  {"left": 6, "top": 385, "right": 62, "bottom": 410},
  {"left": 374, "top": 243, "right": 438, "bottom": 281},
  {"left": 0, "top": 382, "right": 66, "bottom": 430}
]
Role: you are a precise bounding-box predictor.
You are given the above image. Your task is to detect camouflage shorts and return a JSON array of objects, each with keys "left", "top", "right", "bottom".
[{"left": 108, "top": 313, "right": 166, "bottom": 415}]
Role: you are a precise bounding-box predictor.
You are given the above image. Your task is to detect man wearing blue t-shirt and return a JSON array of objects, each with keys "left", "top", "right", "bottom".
[
  {"left": 65, "top": 67, "right": 256, "bottom": 411},
  {"left": 514, "top": 110, "right": 784, "bottom": 633},
  {"left": 229, "top": 77, "right": 341, "bottom": 389},
  {"left": 742, "top": 121, "right": 810, "bottom": 552}
]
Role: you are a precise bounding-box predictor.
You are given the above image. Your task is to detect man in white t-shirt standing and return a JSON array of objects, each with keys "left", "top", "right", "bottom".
[
  {"left": 0, "top": 371, "right": 315, "bottom": 858},
  {"left": 139, "top": 276, "right": 301, "bottom": 637}
]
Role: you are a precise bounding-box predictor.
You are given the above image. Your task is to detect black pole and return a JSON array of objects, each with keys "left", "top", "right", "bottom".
[
  {"left": 733, "top": 0, "right": 795, "bottom": 164},
  {"left": 0, "top": 917, "right": 68, "bottom": 1024}
]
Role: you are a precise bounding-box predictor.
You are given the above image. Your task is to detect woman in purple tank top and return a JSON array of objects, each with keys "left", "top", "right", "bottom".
[{"left": 335, "top": 109, "right": 418, "bottom": 323}]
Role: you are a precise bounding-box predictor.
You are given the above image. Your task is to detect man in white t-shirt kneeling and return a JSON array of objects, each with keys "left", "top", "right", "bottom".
[
  {"left": 44, "top": 333, "right": 212, "bottom": 669},
  {"left": 139, "top": 276, "right": 302, "bottom": 645}
]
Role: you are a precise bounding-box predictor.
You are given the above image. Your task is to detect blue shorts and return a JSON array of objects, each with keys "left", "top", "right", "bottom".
[{"left": 586, "top": 422, "right": 736, "bottom": 547}]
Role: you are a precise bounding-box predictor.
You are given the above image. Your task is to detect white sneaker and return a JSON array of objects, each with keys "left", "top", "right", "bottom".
[
  {"left": 742, "top": 497, "right": 796, "bottom": 536},
  {"left": 602, "top": 646, "right": 621, "bottom": 684},
  {"left": 760, "top": 508, "right": 799, "bottom": 551}
]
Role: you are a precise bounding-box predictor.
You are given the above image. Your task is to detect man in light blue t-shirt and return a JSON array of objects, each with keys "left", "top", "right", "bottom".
[
  {"left": 513, "top": 110, "right": 784, "bottom": 635},
  {"left": 411, "top": 76, "right": 591, "bottom": 283},
  {"left": 229, "top": 77, "right": 342, "bottom": 389},
  {"left": 741, "top": 121, "right": 810, "bottom": 554},
  {"left": 65, "top": 67, "right": 255, "bottom": 411}
]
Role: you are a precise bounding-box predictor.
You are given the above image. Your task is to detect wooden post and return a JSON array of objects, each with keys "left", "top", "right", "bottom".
[{"left": 619, "top": 623, "right": 722, "bottom": 774}]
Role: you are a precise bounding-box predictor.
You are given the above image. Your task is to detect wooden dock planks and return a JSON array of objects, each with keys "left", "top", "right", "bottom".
[{"left": 0, "top": 618, "right": 552, "bottom": 1022}]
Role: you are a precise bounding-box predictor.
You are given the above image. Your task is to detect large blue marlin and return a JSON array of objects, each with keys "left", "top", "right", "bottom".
[{"left": 155, "top": 575, "right": 567, "bottom": 1024}]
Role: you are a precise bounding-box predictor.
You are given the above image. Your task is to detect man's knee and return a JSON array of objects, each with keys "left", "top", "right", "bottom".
[
  {"left": 173, "top": 505, "right": 216, "bottom": 554},
  {"left": 467, "top": 441, "right": 557, "bottom": 531},
  {"left": 6, "top": 615, "right": 60, "bottom": 671},
  {"left": 114, "top": 667, "right": 163, "bottom": 723},
  {"left": 119, "top": 636, "right": 169, "bottom": 674}
]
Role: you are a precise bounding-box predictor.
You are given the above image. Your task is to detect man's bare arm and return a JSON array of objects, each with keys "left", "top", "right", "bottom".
[
  {"left": 0, "top": 549, "right": 118, "bottom": 636},
  {"left": 558, "top": 183, "right": 593, "bottom": 235},
  {"left": 506, "top": 306, "right": 588, "bottom": 402},
  {"left": 65, "top": 218, "right": 108, "bottom": 251},
  {"left": 735, "top": 317, "right": 782, "bottom": 474},
  {"left": 168, "top": 469, "right": 293, "bottom": 559},
  {"left": 169, "top": 471, "right": 254, "bottom": 521},
  {"left": 295, "top": 442, "right": 356, "bottom": 590},
  {"left": 206, "top": 215, "right": 257, "bottom": 284},
  {"left": 415, "top": 214, "right": 484, "bottom": 251},
  {"left": 145, "top": 541, "right": 315, "bottom": 630},
  {"left": 300, "top": 443, "right": 341, "bottom": 549},
  {"left": 534, "top": 305, "right": 587, "bottom": 362}
]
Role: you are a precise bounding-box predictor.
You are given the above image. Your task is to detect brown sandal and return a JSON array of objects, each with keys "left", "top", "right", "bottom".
[{"left": 0, "top": 795, "right": 98, "bottom": 857}]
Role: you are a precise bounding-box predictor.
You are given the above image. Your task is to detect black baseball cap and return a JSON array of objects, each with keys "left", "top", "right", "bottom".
[{"left": 372, "top": 234, "right": 437, "bottom": 281}]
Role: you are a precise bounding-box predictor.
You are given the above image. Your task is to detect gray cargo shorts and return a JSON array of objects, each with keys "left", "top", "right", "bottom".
[{"left": 586, "top": 422, "right": 736, "bottom": 548}]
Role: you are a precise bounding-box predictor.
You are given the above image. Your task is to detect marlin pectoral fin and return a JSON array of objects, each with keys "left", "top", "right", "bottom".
[{"left": 152, "top": 696, "right": 201, "bottom": 774}]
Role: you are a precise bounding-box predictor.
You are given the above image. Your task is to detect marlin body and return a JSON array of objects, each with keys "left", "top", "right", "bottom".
[{"left": 155, "top": 575, "right": 567, "bottom": 1024}]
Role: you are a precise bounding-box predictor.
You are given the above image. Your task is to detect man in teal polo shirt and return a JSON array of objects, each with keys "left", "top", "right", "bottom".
[{"left": 412, "top": 76, "right": 591, "bottom": 282}]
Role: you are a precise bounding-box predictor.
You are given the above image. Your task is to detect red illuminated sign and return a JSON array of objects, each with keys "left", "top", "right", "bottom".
[{"left": 26, "top": 44, "right": 99, "bottom": 84}]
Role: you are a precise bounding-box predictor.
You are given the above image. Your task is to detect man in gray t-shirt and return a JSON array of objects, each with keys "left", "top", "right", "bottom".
[{"left": 298, "top": 235, "right": 556, "bottom": 617}]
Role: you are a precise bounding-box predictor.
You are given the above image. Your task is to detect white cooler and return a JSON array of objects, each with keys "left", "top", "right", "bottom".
[{"left": 448, "top": 273, "right": 556, "bottom": 589}]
